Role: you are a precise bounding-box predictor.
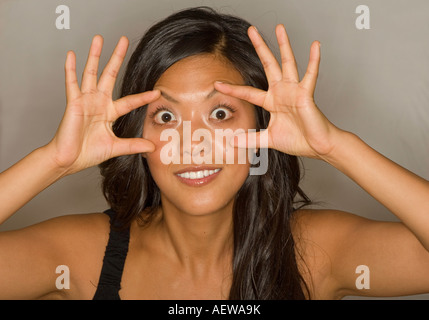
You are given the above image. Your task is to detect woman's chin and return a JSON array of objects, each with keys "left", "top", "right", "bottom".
[{"left": 162, "top": 197, "right": 234, "bottom": 217}]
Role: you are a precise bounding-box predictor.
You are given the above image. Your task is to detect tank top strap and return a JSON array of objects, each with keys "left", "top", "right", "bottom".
[{"left": 93, "top": 209, "right": 130, "bottom": 300}]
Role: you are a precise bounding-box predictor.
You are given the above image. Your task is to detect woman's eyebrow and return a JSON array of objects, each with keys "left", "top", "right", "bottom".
[
  {"left": 160, "top": 91, "right": 179, "bottom": 103},
  {"left": 160, "top": 88, "right": 219, "bottom": 103},
  {"left": 205, "top": 88, "right": 218, "bottom": 100}
]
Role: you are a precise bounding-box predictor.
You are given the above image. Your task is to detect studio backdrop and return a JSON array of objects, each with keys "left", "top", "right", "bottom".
[{"left": 0, "top": 0, "right": 428, "bottom": 299}]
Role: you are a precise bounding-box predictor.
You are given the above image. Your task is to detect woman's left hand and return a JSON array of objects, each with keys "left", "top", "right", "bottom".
[{"left": 214, "top": 24, "right": 341, "bottom": 159}]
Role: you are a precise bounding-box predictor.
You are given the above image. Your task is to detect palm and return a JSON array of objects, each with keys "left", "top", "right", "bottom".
[
  {"left": 55, "top": 93, "right": 117, "bottom": 169},
  {"left": 215, "top": 25, "right": 337, "bottom": 159},
  {"left": 263, "top": 81, "right": 330, "bottom": 158},
  {"left": 49, "top": 35, "right": 160, "bottom": 174}
]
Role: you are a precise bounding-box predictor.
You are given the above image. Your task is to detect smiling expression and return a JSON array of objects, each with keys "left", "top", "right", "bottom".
[{"left": 143, "top": 54, "right": 257, "bottom": 216}]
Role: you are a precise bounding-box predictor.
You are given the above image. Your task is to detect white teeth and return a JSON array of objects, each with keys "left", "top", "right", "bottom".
[{"left": 177, "top": 168, "right": 220, "bottom": 179}]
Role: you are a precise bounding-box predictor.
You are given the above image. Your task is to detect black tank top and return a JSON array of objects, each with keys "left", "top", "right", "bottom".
[{"left": 93, "top": 209, "right": 130, "bottom": 300}]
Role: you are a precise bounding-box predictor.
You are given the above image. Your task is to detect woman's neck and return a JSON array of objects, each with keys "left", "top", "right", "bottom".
[{"left": 152, "top": 196, "right": 234, "bottom": 276}]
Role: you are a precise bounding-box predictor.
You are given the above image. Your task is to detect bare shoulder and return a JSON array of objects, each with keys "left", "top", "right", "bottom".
[
  {"left": 29, "top": 212, "right": 112, "bottom": 273},
  {"left": 8, "top": 212, "right": 112, "bottom": 251},
  {"left": 291, "top": 208, "right": 371, "bottom": 299},
  {"left": 30, "top": 212, "right": 111, "bottom": 240},
  {"left": 291, "top": 208, "right": 371, "bottom": 244},
  {"left": 1, "top": 211, "right": 111, "bottom": 253},
  {"left": 0, "top": 212, "right": 111, "bottom": 299},
  {"left": 291, "top": 208, "right": 429, "bottom": 299}
]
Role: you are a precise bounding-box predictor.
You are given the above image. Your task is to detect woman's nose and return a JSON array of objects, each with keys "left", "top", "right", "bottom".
[{"left": 179, "top": 120, "right": 213, "bottom": 164}]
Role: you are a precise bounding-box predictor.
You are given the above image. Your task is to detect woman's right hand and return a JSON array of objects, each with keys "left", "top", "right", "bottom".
[{"left": 47, "top": 35, "right": 160, "bottom": 175}]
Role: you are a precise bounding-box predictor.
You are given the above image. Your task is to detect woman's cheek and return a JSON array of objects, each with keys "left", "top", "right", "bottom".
[
  {"left": 142, "top": 121, "right": 254, "bottom": 167},
  {"left": 144, "top": 133, "right": 171, "bottom": 166}
]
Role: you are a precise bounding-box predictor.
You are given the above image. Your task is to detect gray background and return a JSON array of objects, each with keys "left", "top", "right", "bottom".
[{"left": 0, "top": 0, "right": 428, "bottom": 299}]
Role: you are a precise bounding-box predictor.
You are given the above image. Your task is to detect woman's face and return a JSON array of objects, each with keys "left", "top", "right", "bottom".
[{"left": 143, "top": 54, "right": 257, "bottom": 216}]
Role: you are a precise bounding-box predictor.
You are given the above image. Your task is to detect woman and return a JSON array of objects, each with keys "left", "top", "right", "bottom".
[{"left": 0, "top": 7, "right": 428, "bottom": 300}]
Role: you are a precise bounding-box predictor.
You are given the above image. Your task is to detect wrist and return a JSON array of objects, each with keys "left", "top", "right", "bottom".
[
  {"left": 0, "top": 144, "right": 71, "bottom": 223},
  {"left": 318, "top": 129, "right": 358, "bottom": 166},
  {"left": 37, "top": 143, "right": 73, "bottom": 179}
]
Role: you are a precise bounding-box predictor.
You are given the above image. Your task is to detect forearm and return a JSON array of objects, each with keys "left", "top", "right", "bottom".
[
  {"left": 0, "top": 145, "right": 67, "bottom": 225},
  {"left": 324, "top": 130, "right": 429, "bottom": 250}
]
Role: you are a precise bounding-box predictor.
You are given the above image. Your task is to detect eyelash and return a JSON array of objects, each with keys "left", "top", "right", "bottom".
[
  {"left": 209, "top": 103, "right": 236, "bottom": 122},
  {"left": 149, "top": 106, "right": 173, "bottom": 126},
  {"left": 211, "top": 103, "right": 236, "bottom": 115},
  {"left": 149, "top": 103, "right": 237, "bottom": 126}
]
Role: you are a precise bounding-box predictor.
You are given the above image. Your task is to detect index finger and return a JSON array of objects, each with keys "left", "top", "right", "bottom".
[
  {"left": 113, "top": 90, "right": 161, "bottom": 118},
  {"left": 214, "top": 81, "right": 268, "bottom": 110}
]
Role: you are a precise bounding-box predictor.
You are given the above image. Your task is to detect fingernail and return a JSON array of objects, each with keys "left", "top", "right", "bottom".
[{"left": 214, "top": 81, "right": 228, "bottom": 87}]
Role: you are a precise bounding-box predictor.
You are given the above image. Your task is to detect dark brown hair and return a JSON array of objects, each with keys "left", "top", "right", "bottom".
[{"left": 99, "top": 6, "right": 311, "bottom": 299}]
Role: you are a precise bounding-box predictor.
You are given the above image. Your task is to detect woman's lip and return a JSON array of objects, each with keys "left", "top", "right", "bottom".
[
  {"left": 174, "top": 166, "right": 222, "bottom": 175},
  {"left": 175, "top": 167, "right": 222, "bottom": 187}
]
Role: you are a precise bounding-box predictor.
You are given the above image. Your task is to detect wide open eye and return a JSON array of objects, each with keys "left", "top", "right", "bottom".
[
  {"left": 152, "top": 108, "right": 176, "bottom": 125},
  {"left": 209, "top": 105, "right": 235, "bottom": 121}
]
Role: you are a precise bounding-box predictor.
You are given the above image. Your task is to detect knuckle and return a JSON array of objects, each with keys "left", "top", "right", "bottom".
[
  {"left": 281, "top": 56, "right": 296, "bottom": 65},
  {"left": 66, "top": 78, "right": 78, "bottom": 86},
  {"left": 118, "top": 99, "right": 133, "bottom": 113},
  {"left": 81, "top": 88, "right": 98, "bottom": 95},
  {"left": 261, "top": 59, "right": 273, "bottom": 69},
  {"left": 85, "top": 68, "right": 98, "bottom": 76},
  {"left": 65, "top": 64, "right": 76, "bottom": 72},
  {"left": 107, "top": 68, "right": 119, "bottom": 79}
]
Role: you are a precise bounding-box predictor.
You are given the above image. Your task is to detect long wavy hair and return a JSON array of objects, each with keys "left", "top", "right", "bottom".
[{"left": 99, "top": 6, "right": 311, "bottom": 299}]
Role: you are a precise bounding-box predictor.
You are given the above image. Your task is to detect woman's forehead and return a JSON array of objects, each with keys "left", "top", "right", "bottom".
[{"left": 153, "top": 54, "right": 244, "bottom": 101}]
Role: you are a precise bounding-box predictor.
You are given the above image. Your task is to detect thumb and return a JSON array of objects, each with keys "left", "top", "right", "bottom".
[
  {"left": 111, "top": 138, "right": 156, "bottom": 158},
  {"left": 229, "top": 129, "right": 270, "bottom": 149}
]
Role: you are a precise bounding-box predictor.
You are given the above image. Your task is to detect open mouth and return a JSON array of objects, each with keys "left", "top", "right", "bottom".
[
  {"left": 174, "top": 166, "right": 222, "bottom": 186},
  {"left": 176, "top": 168, "right": 221, "bottom": 179}
]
